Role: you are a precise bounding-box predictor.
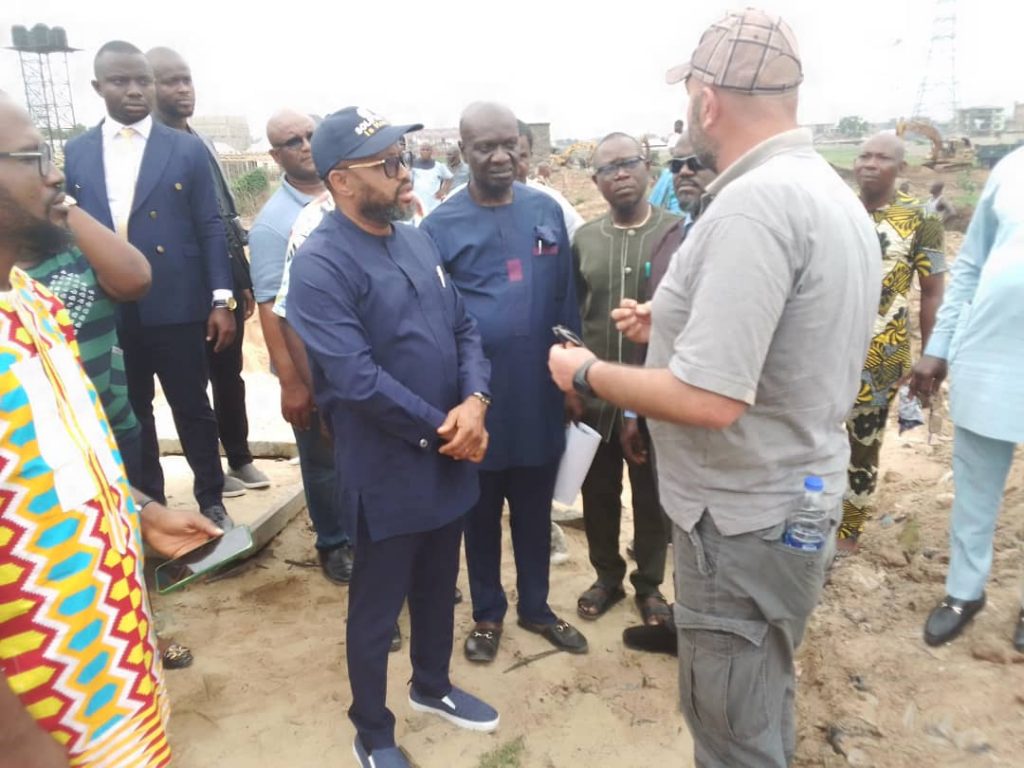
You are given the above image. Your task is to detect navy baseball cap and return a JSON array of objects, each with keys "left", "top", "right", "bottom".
[{"left": 311, "top": 106, "right": 423, "bottom": 177}]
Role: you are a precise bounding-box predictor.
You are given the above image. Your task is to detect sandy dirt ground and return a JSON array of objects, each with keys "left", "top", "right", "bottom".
[{"left": 156, "top": 167, "right": 1024, "bottom": 767}]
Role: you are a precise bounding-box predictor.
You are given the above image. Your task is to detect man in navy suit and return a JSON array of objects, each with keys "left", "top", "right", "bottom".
[
  {"left": 286, "top": 106, "right": 498, "bottom": 768},
  {"left": 64, "top": 40, "right": 235, "bottom": 529}
]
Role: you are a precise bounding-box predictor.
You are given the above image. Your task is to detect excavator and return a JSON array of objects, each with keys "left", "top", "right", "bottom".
[
  {"left": 552, "top": 141, "right": 597, "bottom": 168},
  {"left": 895, "top": 118, "right": 974, "bottom": 171},
  {"left": 551, "top": 137, "right": 653, "bottom": 169}
]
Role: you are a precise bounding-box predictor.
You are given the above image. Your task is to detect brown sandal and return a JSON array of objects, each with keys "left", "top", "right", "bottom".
[
  {"left": 636, "top": 594, "right": 671, "bottom": 626},
  {"left": 577, "top": 582, "right": 626, "bottom": 620}
]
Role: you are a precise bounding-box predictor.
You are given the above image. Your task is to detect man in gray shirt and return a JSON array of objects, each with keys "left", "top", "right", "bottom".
[{"left": 549, "top": 10, "right": 879, "bottom": 767}]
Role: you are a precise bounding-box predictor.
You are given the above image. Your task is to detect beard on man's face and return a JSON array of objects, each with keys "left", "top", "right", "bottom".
[
  {"left": 358, "top": 196, "right": 413, "bottom": 225},
  {"left": 0, "top": 190, "right": 72, "bottom": 262},
  {"left": 687, "top": 93, "right": 720, "bottom": 174}
]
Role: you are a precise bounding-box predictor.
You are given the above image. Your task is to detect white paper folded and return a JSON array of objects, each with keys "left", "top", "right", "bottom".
[{"left": 553, "top": 422, "right": 602, "bottom": 506}]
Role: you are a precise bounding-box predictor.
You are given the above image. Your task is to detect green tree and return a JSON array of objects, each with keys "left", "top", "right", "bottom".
[
  {"left": 230, "top": 168, "right": 270, "bottom": 216},
  {"left": 837, "top": 115, "right": 869, "bottom": 138}
]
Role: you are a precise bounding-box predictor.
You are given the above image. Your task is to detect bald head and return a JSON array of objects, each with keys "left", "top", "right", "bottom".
[
  {"left": 146, "top": 47, "right": 194, "bottom": 125},
  {"left": 685, "top": 78, "right": 799, "bottom": 173},
  {"left": 146, "top": 46, "right": 187, "bottom": 73},
  {"left": 0, "top": 96, "right": 69, "bottom": 270},
  {"left": 854, "top": 132, "right": 906, "bottom": 207},
  {"left": 860, "top": 132, "right": 905, "bottom": 163},
  {"left": 459, "top": 102, "right": 517, "bottom": 143},
  {"left": 0, "top": 95, "right": 29, "bottom": 144},
  {"left": 458, "top": 102, "right": 519, "bottom": 203},
  {"left": 592, "top": 132, "right": 642, "bottom": 168},
  {"left": 266, "top": 109, "right": 318, "bottom": 183},
  {"left": 266, "top": 109, "right": 313, "bottom": 145}
]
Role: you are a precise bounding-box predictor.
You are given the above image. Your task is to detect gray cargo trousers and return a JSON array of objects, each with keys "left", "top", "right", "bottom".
[{"left": 672, "top": 512, "right": 830, "bottom": 767}]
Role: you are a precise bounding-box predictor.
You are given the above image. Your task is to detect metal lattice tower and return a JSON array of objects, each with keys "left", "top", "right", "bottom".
[
  {"left": 912, "top": 0, "right": 959, "bottom": 125},
  {"left": 7, "top": 24, "right": 80, "bottom": 155}
]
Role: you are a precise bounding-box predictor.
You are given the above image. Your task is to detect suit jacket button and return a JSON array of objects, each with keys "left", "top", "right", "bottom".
[
  {"left": 419, "top": 438, "right": 429, "bottom": 449},
  {"left": 156, "top": 245, "right": 165, "bottom": 254},
  {"left": 174, "top": 182, "right": 183, "bottom": 191},
  {"left": 149, "top": 210, "right": 158, "bottom": 219}
]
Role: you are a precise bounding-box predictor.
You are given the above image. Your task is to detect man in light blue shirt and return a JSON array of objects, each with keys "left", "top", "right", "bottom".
[
  {"left": 912, "top": 147, "right": 1024, "bottom": 652},
  {"left": 249, "top": 109, "right": 352, "bottom": 584}
]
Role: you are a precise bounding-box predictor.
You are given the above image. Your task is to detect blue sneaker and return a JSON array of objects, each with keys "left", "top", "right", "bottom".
[
  {"left": 352, "top": 737, "right": 410, "bottom": 768},
  {"left": 408, "top": 685, "right": 499, "bottom": 732}
]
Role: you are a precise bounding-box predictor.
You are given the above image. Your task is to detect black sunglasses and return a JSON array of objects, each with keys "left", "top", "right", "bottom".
[
  {"left": 340, "top": 154, "right": 408, "bottom": 180},
  {"left": 594, "top": 155, "right": 645, "bottom": 179},
  {"left": 669, "top": 155, "right": 703, "bottom": 174},
  {"left": 552, "top": 324, "right": 583, "bottom": 346},
  {"left": 0, "top": 143, "right": 54, "bottom": 177},
  {"left": 274, "top": 131, "right": 314, "bottom": 151}
]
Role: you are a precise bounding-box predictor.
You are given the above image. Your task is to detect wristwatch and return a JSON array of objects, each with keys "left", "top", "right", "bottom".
[
  {"left": 471, "top": 391, "right": 492, "bottom": 408},
  {"left": 572, "top": 358, "right": 599, "bottom": 398},
  {"left": 212, "top": 296, "right": 238, "bottom": 311}
]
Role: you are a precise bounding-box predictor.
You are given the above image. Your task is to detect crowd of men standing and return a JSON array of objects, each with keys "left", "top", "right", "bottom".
[{"left": 1, "top": 7, "right": 1023, "bottom": 768}]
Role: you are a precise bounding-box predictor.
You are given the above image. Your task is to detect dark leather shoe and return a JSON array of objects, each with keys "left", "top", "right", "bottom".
[
  {"left": 623, "top": 623, "right": 677, "bottom": 656},
  {"left": 454, "top": 586, "right": 463, "bottom": 605},
  {"left": 200, "top": 503, "right": 235, "bottom": 531},
  {"left": 318, "top": 544, "right": 353, "bottom": 585},
  {"left": 518, "top": 617, "right": 588, "bottom": 654},
  {"left": 924, "top": 593, "right": 986, "bottom": 646},
  {"left": 1013, "top": 609, "right": 1024, "bottom": 653},
  {"left": 390, "top": 623, "right": 402, "bottom": 653},
  {"left": 464, "top": 622, "right": 502, "bottom": 663}
]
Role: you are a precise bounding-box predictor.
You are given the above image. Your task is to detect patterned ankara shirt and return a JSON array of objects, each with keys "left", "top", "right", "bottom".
[
  {"left": 857, "top": 192, "right": 946, "bottom": 407},
  {"left": 24, "top": 247, "right": 138, "bottom": 440},
  {"left": 0, "top": 268, "right": 169, "bottom": 767}
]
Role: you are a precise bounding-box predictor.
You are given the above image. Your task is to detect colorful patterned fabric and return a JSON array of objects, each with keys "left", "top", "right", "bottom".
[
  {"left": 856, "top": 192, "right": 946, "bottom": 408},
  {"left": 0, "top": 268, "right": 169, "bottom": 767},
  {"left": 23, "top": 247, "right": 139, "bottom": 440},
  {"left": 840, "top": 403, "right": 891, "bottom": 539}
]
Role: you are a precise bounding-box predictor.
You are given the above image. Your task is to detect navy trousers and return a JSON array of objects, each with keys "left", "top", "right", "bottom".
[
  {"left": 119, "top": 306, "right": 224, "bottom": 509},
  {"left": 465, "top": 462, "right": 559, "bottom": 626},
  {"left": 347, "top": 512, "right": 463, "bottom": 751}
]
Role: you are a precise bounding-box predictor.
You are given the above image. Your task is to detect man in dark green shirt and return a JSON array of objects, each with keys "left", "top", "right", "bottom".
[{"left": 572, "top": 133, "right": 679, "bottom": 627}]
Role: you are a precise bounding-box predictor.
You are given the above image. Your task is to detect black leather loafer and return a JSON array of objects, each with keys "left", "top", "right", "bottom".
[
  {"left": 623, "top": 623, "right": 678, "bottom": 656},
  {"left": 390, "top": 623, "right": 402, "bottom": 653},
  {"left": 518, "top": 617, "right": 588, "bottom": 654},
  {"left": 318, "top": 544, "right": 353, "bottom": 585},
  {"left": 464, "top": 623, "right": 502, "bottom": 663},
  {"left": 1013, "top": 608, "right": 1024, "bottom": 653},
  {"left": 924, "top": 593, "right": 986, "bottom": 647}
]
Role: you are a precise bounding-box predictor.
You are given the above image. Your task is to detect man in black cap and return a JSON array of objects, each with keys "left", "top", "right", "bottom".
[{"left": 285, "top": 106, "right": 498, "bottom": 768}]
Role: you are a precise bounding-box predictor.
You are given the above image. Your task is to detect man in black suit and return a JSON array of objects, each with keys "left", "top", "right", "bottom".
[
  {"left": 147, "top": 46, "right": 271, "bottom": 498},
  {"left": 64, "top": 40, "right": 235, "bottom": 529}
]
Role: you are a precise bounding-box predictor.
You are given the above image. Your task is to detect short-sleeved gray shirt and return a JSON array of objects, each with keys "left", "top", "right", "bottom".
[{"left": 646, "top": 128, "right": 880, "bottom": 535}]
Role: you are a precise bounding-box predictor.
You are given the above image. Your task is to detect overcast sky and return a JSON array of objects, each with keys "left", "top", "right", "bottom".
[{"left": 2, "top": 0, "right": 1020, "bottom": 143}]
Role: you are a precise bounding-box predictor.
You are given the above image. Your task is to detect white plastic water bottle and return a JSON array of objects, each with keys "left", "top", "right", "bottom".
[{"left": 782, "top": 476, "right": 828, "bottom": 551}]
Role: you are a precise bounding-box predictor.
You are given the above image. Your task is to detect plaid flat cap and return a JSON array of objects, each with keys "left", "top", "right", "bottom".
[{"left": 666, "top": 8, "right": 803, "bottom": 93}]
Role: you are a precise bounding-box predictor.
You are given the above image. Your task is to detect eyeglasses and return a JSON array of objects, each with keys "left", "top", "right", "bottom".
[
  {"left": 0, "top": 143, "right": 54, "bottom": 177},
  {"left": 594, "top": 156, "right": 645, "bottom": 179},
  {"left": 341, "top": 154, "right": 408, "bottom": 179},
  {"left": 274, "top": 132, "right": 314, "bottom": 151},
  {"left": 669, "top": 155, "right": 703, "bottom": 174}
]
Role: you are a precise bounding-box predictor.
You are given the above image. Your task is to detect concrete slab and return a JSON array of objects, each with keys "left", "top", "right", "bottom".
[
  {"left": 159, "top": 455, "right": 305, "bottom": 551},
  {"left": 152, "top": 363, "right": 305, "bottom": 551}
]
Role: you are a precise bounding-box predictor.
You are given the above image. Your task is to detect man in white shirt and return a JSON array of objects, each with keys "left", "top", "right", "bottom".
[
  {"left": 411, "top": 143, "right": 453, "bottom": 215},
  {"left": 64, "top": 40, "right": 235, "bottom": 530}
]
